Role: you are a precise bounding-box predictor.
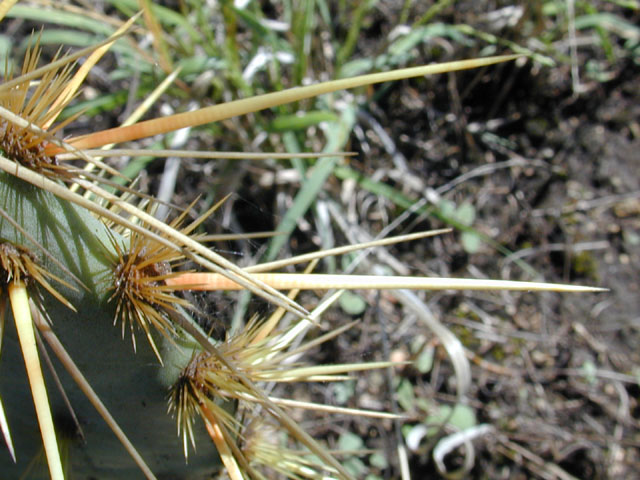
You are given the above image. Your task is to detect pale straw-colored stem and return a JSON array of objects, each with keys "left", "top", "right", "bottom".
[
  {"left": 67, "top": 55, "right": 521, "bottom": 150},
  {"left": 0, "top": 294, "right": 16, "bottom": 462},
  {"left": 166, "top": 272, "right": 606, "bottom": 293},
  {"left": 42, "top": 14, "right": 141, "bottom": 130},
  {"left": 199, "top": 405, "right": 245, "bottom": 480},
  {"left": 8, "top": 283, "right": 63, "bottom": 480}
]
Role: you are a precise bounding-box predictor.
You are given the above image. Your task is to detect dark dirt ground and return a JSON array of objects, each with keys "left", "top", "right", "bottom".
[
  {"left": 331, "top": 32, "right": 640, "bottom": 480},
  {"left": 330, "top": 17, "right": 640, "bottom": 480}
]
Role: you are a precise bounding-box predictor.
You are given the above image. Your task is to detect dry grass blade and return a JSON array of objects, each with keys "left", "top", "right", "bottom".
[
  {"left": 0, "top": 295, "right": 15, "bottom": 462},
  {"left": 41, "top": 13, "right": 142, "bottom": 130},
  {"left": 0, "top": 0, "right": 18, "bottom": 23},
  {"left": 7, "top": 284, "right": 63, "bottom": 480},
  {"left": 66, "top": 55, "right": 522, "bottom": 150},
  {"left": 166, "top": 272, "right": 606, "bottom": 293}
]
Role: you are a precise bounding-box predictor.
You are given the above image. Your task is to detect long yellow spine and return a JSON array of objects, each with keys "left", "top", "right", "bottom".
[{"left": 166, "top": 273, "right": 605, "bottom": 293}]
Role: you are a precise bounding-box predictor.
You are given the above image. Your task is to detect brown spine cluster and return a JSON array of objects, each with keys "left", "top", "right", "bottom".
[
  {"left": 0, "top": 120, "right": 58, "bottom": 171},
  {"left": 0, "top": 241, "right": 34, "bottom": 286}
]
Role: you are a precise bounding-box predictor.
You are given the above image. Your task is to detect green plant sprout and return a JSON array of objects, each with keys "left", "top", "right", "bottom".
[{"left": 0, "top": 4, "right": 605, "bottom": 480}]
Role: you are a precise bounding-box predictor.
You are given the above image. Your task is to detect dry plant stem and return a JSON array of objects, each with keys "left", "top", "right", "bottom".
[
  {"left": 200, "top": 405, "right": 245, "bottom": 480},
  {"left": 167, "top": 272, "right": 606, "bottom": 293},
  {"left": 30, "top": 306, "right": 158, "bottom": 480},
  {"left": 7, "top": 283, "right": 63, "bottom": 480},
  {"left": 59, "top": 149, "right": 354, "bottom": 160},
  {"left": 0, "top": 32, "right": 129, "bottom": 94},
  {"left": 65, "top": 55, "right": 521, "bottom": 151},
  {"left": 41, "top": 13, "right": 141, "bottom": 130},
  {"left": 140, "top": 0, "right": 172, "bottom": 73},
  {"left": 244, "top": 229, "right": 452, "bottom": 273},
  {"left": 0, "top": 294, "right": 16, "bottom": 462},
  {"left": 0, "top": 0, "right": 18, "bottom": 23}
]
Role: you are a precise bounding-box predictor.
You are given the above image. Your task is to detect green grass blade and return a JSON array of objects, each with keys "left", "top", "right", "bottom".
[{"left": 264, "top": 105, "right": 357, "bottom": 261}]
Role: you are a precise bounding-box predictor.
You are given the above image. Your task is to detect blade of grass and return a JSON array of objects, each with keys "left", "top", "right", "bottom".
[
  {"left": 6, "top": 4, "right": 116, "bottom": 35},
  {"left": 139, "top": 0, "right": 173, "bottom": 73},
  {"left": 0, "top": 294, "right": 16, "bottom": 462},
  {"left": 0, "top": 0, "right": 18, "bottom": 23},
  {"left": 336, "top": 0, "right": 377, "bottom": 68},
  {"left": 264, "top": 103, "right": 357, "bottom": 261},
  {"left": 65, "top": 55, "right": 522, "bottom": 150}
]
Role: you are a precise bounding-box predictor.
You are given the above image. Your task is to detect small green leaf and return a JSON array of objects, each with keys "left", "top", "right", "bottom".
[
  {"left": 396, "top": 379, "right": 415, "bottom": 412},
  {"left": 344, "top": 456, "right": 367, "bottom": 476},
  {"left": 415, "top": 348, "right": 434, "bottom": 374},
  {"left": 333, "top": 380, "right": 356, "bottom": 404},
  {"left": 438, "top": 199, "right": 456, "bottom": 218},
  {"left": 456, "top": 202, "right": 476, "bottom": 226},
  {"left": 461, "top": 231, "right": 482, "bottom": 254},
  {"left": 369, "top": 452, "right": 388, "bottom": 469},
  {"left": 425, "top": 404, "right": 477, "bottom": 432},
  {"left": 338, "top": 431, "right": 364, "bottom": 451},
  {"left": 448, "top": 404, "right": 477, "bottom": 430},
  {"left": 339, "top": 290, "right": 367, "bottom": 315}
]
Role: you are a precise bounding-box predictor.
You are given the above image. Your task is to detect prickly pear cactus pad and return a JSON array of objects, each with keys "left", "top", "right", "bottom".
[{"left": 0, "top": 172, "right": 222, "bottom": 478}]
